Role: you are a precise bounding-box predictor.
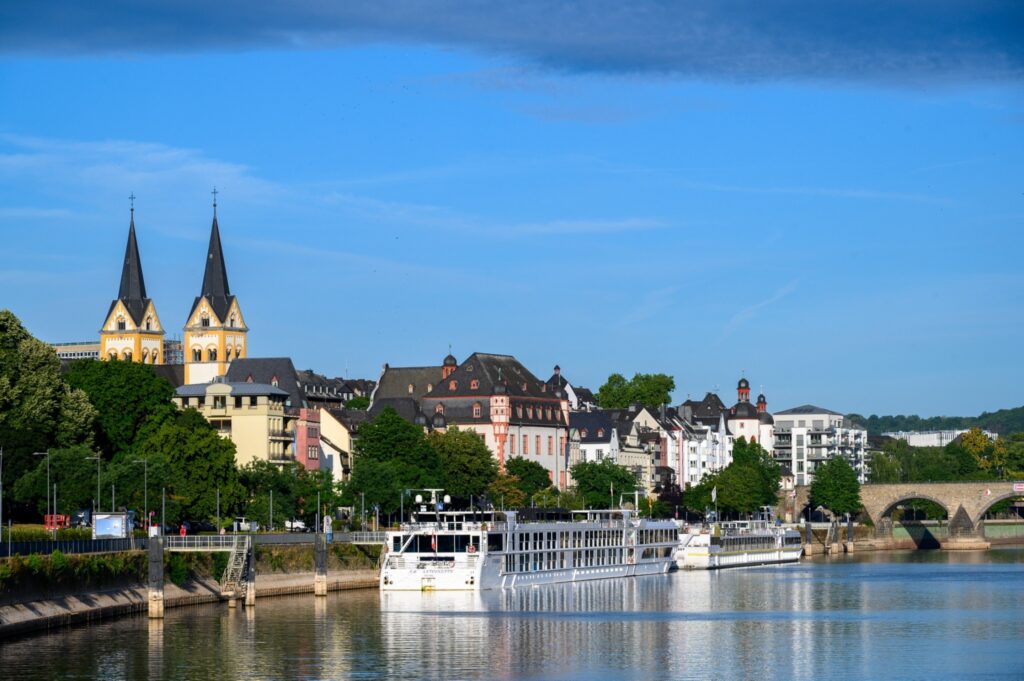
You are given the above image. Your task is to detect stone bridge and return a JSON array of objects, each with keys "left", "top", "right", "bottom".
[{"left": 790, "top": 481, "right": 1024, "bottom": 547}]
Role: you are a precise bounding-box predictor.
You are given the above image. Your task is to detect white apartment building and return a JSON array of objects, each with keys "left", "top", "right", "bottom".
[
  {"left": 678, "top": 414, "right": 733, "bottom": 487},
  {"left": 773, "top": 405, "right": 869, "bottom": 485}
]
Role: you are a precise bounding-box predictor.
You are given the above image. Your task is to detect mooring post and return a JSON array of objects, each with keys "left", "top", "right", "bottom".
[
  {"left": 803, "top": 518, "right": 814, "bottom": 556},
  {"left": 148, "top": 535, "right": 164, "bottom": 619},
  {"left": 245, "top": 534, "right": 256, "bottom": 607},
  {"left": 314, "top": 532, "right": 328, "bottom": 596}
]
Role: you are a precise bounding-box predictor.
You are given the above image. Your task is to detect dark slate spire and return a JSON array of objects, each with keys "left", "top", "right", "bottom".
[
  {"left": 118, "top": 210, "right": 147, "bottom": 302},
  {"left": 201, "top": 214, "right": 231, "bottom": 299}
]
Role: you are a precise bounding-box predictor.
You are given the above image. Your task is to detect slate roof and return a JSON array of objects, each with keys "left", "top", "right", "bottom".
[
  {"left": 729, "top": 401, "right": 760, "bottom": 419},
  {"left": 427, "top": 352, "right": 555, "bottom": 401},
  {"left": 682, "top": 392, "right": 728, "bottom": 426},
  {"left": 774, "top": 404, "right": 845, "bottom": 416},
  {"left": 153, "top": 364, "right": 185, "bottom": 388},
  {"left": 570, "top": 411, "right": 614, "bottom": 443},
  {"left": 373, "top": 365, "right": 446, "bottom": 402},
  {"left": 325, "top": 407, "right": 370, "bottom": 432},
  {"left": 175, "top": 382, "right": 288, "bottom": 397},
  {"left": 368, "top": 397, "right": 426, "bottom": 424},
  {"left": 225, "top": 357, "right": 305, "bottom": 408},
  {"left": 106, "top": 217, "right": 156, "bottom": 326},
  {"left": 188, "top": 215, "right": 237, "bottom": 323}
]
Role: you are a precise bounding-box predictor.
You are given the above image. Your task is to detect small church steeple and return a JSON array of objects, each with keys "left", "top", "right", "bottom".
[
  {"left": 183, "top": 191, "right": 247, "bottom": 384},
  {"left": 100, "top": 197, "right": 164, "bottom": 364}
]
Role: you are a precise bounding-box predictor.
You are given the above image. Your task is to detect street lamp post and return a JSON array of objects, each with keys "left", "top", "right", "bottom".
[
  {"left": 33, "top": 451, "right": 50, "bottom": 527},
  {"left": 86, "top": 455, "right": 101, "bottom": 519},
  {"left": 360, "top": 492, "right": 365, "bottom": 532},
  {"left": 132, "top": 458, "right": 148, "bottom": 528}
]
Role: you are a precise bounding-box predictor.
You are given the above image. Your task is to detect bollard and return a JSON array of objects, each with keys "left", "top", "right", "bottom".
[
  {"left": 314, "top": 533, "right": 328, "bottom": 597},
  {"left": 245, "top": 535, "right": 256, "bottom": 607},
  {"left": 148, "top": 536, "right": 164, "bottom": 619}
]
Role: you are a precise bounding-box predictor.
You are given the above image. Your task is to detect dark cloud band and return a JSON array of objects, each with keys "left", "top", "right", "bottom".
[{"left": 2, "top": 1, "right": 1021, "bottom": 83}]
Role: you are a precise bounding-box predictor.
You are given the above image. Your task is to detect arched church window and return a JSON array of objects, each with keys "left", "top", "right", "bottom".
[
  {"left": 229, "top": 314, "right": 236, "bottom": 328},
  {"left": 208, "top": 348, "right": 217, "bottom": 361},
  {"left": 145, "top": 317, "right": 152, "bottom": 331},
  {"left": 192, "top": 348, "right": 201, "bottom": 362}
]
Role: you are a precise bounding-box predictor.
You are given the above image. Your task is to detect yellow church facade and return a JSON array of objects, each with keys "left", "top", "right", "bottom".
[{"left": 101, "top": 201, "right": 247, "bottom": 385}]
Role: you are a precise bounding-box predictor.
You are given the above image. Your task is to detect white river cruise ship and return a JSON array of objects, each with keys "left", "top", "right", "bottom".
[
  {"left": 380, "top": 504, "right": 678, "bottom": 591},
  {"left": 675, "top": 508, "right": 803, "bottom": 570}
]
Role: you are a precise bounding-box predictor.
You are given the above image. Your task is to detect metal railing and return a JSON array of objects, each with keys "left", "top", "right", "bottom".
[
  {"left": 348, "top": 531, "right": 387, "bottom": 544},
  {"left": 165, "top": 535, "right": 239, "bottom": 551},
  {"left": 0, "top": 537, "right": 147, "bottom": 556}
]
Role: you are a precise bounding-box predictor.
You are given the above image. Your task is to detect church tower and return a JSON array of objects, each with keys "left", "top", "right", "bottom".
[
  {"left": 100, "top": 202, "right": 164, "bottom": 363},
  {"left": 183, "top": 194, "right": 247, "bottom": 384}
]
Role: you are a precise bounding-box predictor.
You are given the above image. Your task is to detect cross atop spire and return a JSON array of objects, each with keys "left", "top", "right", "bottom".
[
  {"left": 211, "top": 186, "right": 218, "bottom": 216},
  {"left": 129, "top": 192, "right": 136, "bottom": 217}
]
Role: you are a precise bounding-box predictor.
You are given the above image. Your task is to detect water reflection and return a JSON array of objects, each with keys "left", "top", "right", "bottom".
[{"left": 0, "top": 550, "right": 1022, "bottom": 680}]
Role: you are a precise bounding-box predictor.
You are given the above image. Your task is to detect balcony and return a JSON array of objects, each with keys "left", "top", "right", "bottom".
[{"left": 269, "top": 429, "right": 292, "bottom": 440}]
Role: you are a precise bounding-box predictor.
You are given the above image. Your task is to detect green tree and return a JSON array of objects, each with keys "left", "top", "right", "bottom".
[
  {"left": 809, "top": 457, "right": 862, "bottom": 516},
  {"left": 64, "top": 358, "right": 175, "bottom": 459},
  {"left": 342, "top": 407, "right": 442, "bottom": 514},
  {"left": 596, "top": 372, "right": 675, "bottom": 409},
  {"left": 487, "top": 474, "right": 526, "bottom": 509},
  {"left": 131, "top": 409, "right": 245, "bottom": 523},
  {"left": 730, "top": 437, "right": 781, "bottom": 507},
  {"left": 505, "top": 457, "right": 551, "bottom": 498},
  {"left": 345, "top": 395, "right": 370, "bottom": 410},
  {"left": 0, "top": 310, "right": 67, "bottom": 483},
  {"left": 715, "top": 464, "right": 766, "bottom": 515},
  {"left": 239, "top": 461, "right": 338, "bottom": 530},
  {"left": 430, "top": 427, "right": 498, "bottom": 498},
  {"left": 570, "top": 459, "right": 636, "bottom": 509},
  {"left": 13, "top": 445, "right": 101, "bottom": 515}
]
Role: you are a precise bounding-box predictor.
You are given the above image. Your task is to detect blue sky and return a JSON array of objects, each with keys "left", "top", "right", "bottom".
[{"left": 1, "top": 2, "right": 1021, "bottom": 416}]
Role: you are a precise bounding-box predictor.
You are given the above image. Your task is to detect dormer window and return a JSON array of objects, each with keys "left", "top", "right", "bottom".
[
  {"left": 407, "top": 384, "right": 414, "bottom": 394},
  {"left": 271, "top": 375, "right": 279, "bottom": 387},
  {"left": 597, "top": 429, "right": 605, "bottom": 438},
  {"left": 426, "top": 383, "right": 433, "bottom": 393},
  {"left": 466, "top": 365, "right": 474, "bottom": 372},
  {"left": 470, "top": 379, "right": 479, "bottom": 390},
  {"left": 435, "top": 403, "right": 444, "bottom": 415},
  {"left": 516, "top": 405, "right": 523, "bottom": 418},
  {"left": 246, "top": 374, "right": 254, "bottom": 383},
  {"left": 449, "top": 380, "right": 457, "bottom": 391},
  {"left": 545, "top": 407, "right": 552, "bottom": 420},
  {"left": 472, "top": 402, "right": 482, "bottom": 418},
  {"left": 527, "top": 406, "right": 534, "bottom": 419},
  {"left": 581, "top": 429, "right": 588, "bottom": 438}
]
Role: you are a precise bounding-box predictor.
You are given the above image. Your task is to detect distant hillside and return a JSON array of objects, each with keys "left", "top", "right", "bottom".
[{"left": 847, "top": 406, "right": 1024, "bottom": 436}]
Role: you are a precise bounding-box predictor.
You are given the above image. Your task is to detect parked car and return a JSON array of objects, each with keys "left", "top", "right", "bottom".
[{"left": 285, "top": 519, "right": 310, "bottom": 533}]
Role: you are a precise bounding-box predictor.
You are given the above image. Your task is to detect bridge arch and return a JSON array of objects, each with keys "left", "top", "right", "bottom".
[
  {"left": 976, "top": 491, "right": 1024, "bottom": 522},
  {"left": 875, "top": 494, "right": 950, "bottom": 523}
]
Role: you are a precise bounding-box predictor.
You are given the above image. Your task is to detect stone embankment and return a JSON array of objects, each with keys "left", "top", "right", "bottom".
[{"left": 0, "top": 567, "right": 377, "bottom": 639}]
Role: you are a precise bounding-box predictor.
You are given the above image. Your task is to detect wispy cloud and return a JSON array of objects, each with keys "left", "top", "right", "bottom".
[{"left": 724, "top": 280, "right": 799, "bottom": 336}]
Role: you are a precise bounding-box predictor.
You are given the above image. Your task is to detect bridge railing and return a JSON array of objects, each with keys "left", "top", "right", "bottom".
[
  {"left": 165, "top": 535, "right": 239, "bottom": 551},
  {"left": 348, "top": 531, "right": 387, "bottom": 544}
]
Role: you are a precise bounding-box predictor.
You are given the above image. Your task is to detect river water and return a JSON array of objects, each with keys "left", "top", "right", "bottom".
[{"left": 2, "top": 549, "right": 1023, "bottom": 681}]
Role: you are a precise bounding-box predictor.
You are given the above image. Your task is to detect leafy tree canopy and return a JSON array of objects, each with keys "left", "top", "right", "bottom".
[
  {"left": 809, "top": 456, "right": 862, "bottom": 515},
  {"left": 430, "top": 427, "right": 499, "bottom": 499},
  {"left": 0, "top": 309, "right": 84, "bottom": 484},
  {"left": 239, "top": 460, "right": 339, "bottom": 530},
  {"left": 596, "top": 372, "right": 675, "bottom": 409},
  {"left": 505, "top": 457, "right": 551, "bottom": 498},
  {"left": 345, "top": 395, "right": 370, "bottom": 410},
  {"left": 488, "top": 474, "right": 526, "bottom": 509},
  {"left": 847, "top": 407, "right": 1024, "bottom": 436},
  {"left": 570, "top": 459, "right": 636, "bottom": 509},
  {"left": 64, "top": 358, "right": 175, "bottom": 459}
]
